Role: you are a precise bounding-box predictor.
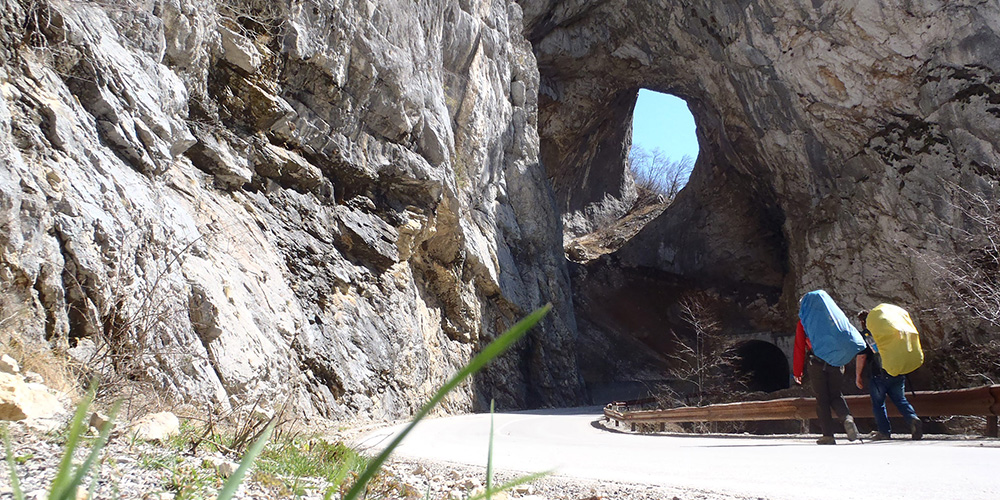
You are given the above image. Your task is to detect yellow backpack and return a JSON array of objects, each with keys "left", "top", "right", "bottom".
[{"left": 867, "top": 303, "right": 924, "bottom": 376}]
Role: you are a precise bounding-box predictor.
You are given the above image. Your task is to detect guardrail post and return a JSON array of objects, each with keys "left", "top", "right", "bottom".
[{"left": 988, "top": 416, "right": 998, "bottom": 438}]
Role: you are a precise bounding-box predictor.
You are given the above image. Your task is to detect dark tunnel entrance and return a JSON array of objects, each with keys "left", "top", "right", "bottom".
[{"left": 732, "top": 340, "right": 790, "bottom": 393}]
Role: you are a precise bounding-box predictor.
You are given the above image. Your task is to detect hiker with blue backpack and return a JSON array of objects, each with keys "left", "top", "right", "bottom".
[
  {"left": 792, "top": 290, "right": 866, "bottom": 445},
  {"left": 854, "top": 306, "right": 924, "bottom": 441}
]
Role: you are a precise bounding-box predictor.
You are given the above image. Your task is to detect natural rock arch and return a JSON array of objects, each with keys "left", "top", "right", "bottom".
[
  {"left": 523, "top": 0, "right": 999, "bottom": 320},
  {"left": 519, "top": 0, "right": 1000, "bottom": 392}
]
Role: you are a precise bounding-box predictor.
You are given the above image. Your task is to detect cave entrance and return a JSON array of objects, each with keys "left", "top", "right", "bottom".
[
  {"left": 732, "top": 340, "right": 790, "bottom": 393},
  {"left": 536, "top": 66, "right": 791, "bottom": 406}
]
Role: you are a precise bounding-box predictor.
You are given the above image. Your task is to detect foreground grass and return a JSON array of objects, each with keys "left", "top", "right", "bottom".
[
  {"left": 258, "top": 438, "right": 367, "bottom": 484},
  {"left": 343, "top": 304, "right": 552, "bottom": 500},
  {"left": 6, "top": 305, "right": 553, "bottom": 499}
]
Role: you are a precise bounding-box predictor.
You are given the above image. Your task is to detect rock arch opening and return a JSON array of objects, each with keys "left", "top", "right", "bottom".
[
  {"left": 532, "top": 16, "right": 792, "bottom": 403},
  {"left": 631, "top": 90, "right": 698, "bottom": 161},
  {"left": 628, "top": 89, "right": 698, "bottom": 212},
  {"left": 563, "top": 87, "right": 709, "bottom": 263}
]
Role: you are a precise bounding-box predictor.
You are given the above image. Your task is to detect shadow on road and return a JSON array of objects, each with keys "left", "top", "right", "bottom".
[
  {"left": 591, "top": 418, "right": 1000, "bottom": 447},
  {"left": 503, "top": 406, "right": 606, "bottom": 416},
  {"left": 592, "top": 418, "right": 850, "bottom": 446}
]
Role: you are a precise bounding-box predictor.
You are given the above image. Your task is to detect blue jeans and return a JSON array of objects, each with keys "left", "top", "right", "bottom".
[{"left": 869, "top": 372, "right": 918, "bottom": 435}]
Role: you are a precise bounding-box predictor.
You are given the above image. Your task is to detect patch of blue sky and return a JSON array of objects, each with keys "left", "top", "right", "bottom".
[{"left": 631, "top": 89, "right": 699, "bottom": 162}]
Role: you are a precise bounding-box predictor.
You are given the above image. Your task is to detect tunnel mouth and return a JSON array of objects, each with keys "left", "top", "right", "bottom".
[{"left": 731, "top": 340, "right": 790, "bottom": 393}]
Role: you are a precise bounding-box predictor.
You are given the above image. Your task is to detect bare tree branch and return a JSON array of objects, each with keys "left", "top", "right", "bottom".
[
  {"left": 666, "top": 296, "right": 738, "bottom": 407},
  {"left": 627, "top": 145, "right": 693, "bottom": 209},
  {"left": 923, "top": 182, "right": 1000, "bottom": 329}
]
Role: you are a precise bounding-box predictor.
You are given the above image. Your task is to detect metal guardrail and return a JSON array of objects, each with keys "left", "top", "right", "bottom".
[{"left": 604, "top": 385, "right": 1000, "bottom": 437}]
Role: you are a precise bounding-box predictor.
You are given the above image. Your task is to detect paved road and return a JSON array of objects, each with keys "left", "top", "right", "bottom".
[{"left": 356, "top": 407, "right": 1000, "bottom": 500}]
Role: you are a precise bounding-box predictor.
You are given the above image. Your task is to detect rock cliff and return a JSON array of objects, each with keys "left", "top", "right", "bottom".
[
  {"left": 2, "top": 0, "right": 999, "bottom": 419},
  {"left": 0, "top": 0, "right": 583, "bottom": 421}
]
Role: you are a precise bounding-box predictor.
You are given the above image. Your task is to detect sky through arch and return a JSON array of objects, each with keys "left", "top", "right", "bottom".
[{"left": 631, "top": 89, "right": 699, "bottom": 163}]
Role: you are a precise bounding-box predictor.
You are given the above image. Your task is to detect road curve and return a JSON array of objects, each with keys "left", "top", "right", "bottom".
[{"left": 355, "top": 407, "right": 1000, "bottom": 500}]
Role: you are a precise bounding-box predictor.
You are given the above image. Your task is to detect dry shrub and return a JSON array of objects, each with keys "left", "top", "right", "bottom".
[
  {"left": 918, "top": 182, "right": 1000, "bottom": 388},
  {"left": 666, "top": 295, "right": 743, "bottom": 407},
  {"left": 925, "top": 183, "right": 1000, "bottom": 330},
  {"left": 924, "top": 337, "right": 1000, "bottom": 389},
  {"left": 216, "top": 0, "right": 287, "bottom": 38},
  {"left": 0, "top": 283, "right": 77, "bottom": 393},
  {"left": 627, "top": 145, "right": 693, "bottom": 209}
]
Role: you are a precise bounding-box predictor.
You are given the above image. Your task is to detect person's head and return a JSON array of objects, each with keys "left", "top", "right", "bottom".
[{"left": 857, "top": 310, "right": 869, "bottom": 326}]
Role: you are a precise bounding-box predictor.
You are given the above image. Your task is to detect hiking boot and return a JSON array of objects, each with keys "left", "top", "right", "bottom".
[
  {"left": 869, "top": 431, "right": 891, "bottom": 441},
  {"left": 816, "top": 436, "right": 836, "bottom": 445},
  {"left": 910, "top": 418, "right": 924, "bottom": 440},
  {"left": 844, "top": 416, "right": 859, "bottom": 441}
]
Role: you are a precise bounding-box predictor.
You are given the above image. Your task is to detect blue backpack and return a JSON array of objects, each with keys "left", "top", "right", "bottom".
[{"left": 798, "top": 290, "right": 866, "bottom": 367}]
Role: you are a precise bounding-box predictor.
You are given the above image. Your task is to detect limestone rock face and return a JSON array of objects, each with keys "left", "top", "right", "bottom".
[
  {"left": 521, "top": 0, "right": 1000, "bottom": 343},
  {"left": 0, "top": 0, "right": 583, "bottom": 421}
]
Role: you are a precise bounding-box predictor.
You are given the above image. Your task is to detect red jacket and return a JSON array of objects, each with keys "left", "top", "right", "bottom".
[{"left": 792, "top": 320, "right": 813, "bottom": 379}]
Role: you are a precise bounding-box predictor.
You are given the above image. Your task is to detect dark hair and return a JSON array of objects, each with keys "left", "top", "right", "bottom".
[{"left": 857, "top": 310, "right": 869, "bottom": 322}]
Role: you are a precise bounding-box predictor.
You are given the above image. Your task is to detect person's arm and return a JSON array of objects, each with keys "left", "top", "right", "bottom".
[
  {"left": 855, "top": 352, "right": 867, "bottom": 390},
  {"left": 793, "top": 320, "right": 806, "bottom": 384}
]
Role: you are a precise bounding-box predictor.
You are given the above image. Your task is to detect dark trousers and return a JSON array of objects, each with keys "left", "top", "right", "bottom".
[{"left": 808, "top": 356, "right": 851, "bottom": 437}]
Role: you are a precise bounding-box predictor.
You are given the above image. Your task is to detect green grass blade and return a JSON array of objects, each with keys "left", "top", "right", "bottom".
[
  {"left": 343, "top": 304, "right": 551, "bottom": 500},
  {"left": 66, "top": 399, "right": 122, "bottom": 496},
  {"left": 4, "top": 434, "right": 25, "bottom": 500},
  {"left": 49, "top": 378, "right": 99, "bottom": 500},
  {"left": 87, "top": 472, "right": 99, "bottom": 500},
  {"left": 486, "top": 399, "right": 494, "bottom": 496},
  {"left": 464, "top": 471, "right": 552, "bottom": 500},
  {"left": 216, "top": 421, "right": 275, "bottom": 500}
]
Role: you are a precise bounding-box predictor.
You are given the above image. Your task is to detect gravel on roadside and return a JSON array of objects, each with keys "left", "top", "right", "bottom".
[{"left": 1, "top": 417, "right": 758, "bottom": 500}]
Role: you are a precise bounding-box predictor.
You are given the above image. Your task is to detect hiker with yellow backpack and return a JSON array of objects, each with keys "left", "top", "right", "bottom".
[{"left": 855, "top": 305, "right": 925, "bottom": 441}]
